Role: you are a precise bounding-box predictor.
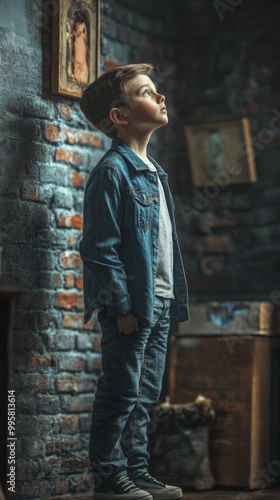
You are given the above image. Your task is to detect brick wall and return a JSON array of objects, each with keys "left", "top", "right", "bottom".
[{"left": 0, "top": 0, "right": 174, "bottom": 498}]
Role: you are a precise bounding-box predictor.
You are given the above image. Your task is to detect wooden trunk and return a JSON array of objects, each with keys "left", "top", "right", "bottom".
[{"left": 169, "top": 302, "right": 280, "bottom": 489}]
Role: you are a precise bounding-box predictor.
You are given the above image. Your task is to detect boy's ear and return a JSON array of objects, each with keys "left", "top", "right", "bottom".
[{"left": 109, "top": 106, "right": 129, "bottom": 125}]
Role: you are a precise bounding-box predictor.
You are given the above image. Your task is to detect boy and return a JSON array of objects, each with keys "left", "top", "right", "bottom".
[{"left": 79, "top": 63, "right": 189, "bottom": 500}]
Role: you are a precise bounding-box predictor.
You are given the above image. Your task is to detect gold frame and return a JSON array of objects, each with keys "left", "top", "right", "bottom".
[
  {"left": 184, "top": 118, "right": 258, "bottom": 187},
  {"left": 51, "top": 0, "right": 100, "bottom": 99}
]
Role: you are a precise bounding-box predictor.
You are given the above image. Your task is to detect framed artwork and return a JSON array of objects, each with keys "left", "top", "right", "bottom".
[
  {"left": 51, "top": 0, "right": 100, "bottom": 99},
  {"left": 184, "top": 118, "right": 258, "bottom": 187}
]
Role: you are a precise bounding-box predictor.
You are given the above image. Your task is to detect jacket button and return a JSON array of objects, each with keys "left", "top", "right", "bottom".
[
  {"left": 153, "top": 283, "right": 156, "bottom": 289},
  {"left": 153, "top": 240, "right": 157, "bottom": 246},
  {"left": 153, "top": 265, "right": 157, "bottom": 272},
  {"left": 154, "top": 197, "right": 159, "bottom": 203},
  {"left": 180, "top": 297, "right": 186, "bottom": 303}
]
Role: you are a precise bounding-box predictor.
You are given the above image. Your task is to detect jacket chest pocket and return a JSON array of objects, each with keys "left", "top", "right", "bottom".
[{"left": 131, "top": 187, "right": 154, "bottom": 231}]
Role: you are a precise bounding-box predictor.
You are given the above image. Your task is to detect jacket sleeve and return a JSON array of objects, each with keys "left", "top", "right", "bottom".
[{"left": 79, "top": 165, "right": 132, "bottom": 316}]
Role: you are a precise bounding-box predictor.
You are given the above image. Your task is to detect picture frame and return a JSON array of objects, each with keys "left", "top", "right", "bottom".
[
  {"left": 184, "top": 118, "right": 258, "bottom": 187},
  {"left": 51, "top": 0, "right": 100, "bottom": 99}
]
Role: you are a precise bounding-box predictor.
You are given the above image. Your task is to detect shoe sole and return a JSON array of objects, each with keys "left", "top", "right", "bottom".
[
  {"left": 94, "top": 493, "right": 153, "bottom": 500},
  {"left": 140, "top": 489, "right": 183, "bottom": 500}
]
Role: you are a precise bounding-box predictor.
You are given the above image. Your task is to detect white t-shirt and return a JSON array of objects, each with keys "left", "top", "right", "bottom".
[{"left": 148, "top": 161, "right": 174, "bottom": 299}]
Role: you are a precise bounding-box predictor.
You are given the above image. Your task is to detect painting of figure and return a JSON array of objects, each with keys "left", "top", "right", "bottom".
[
  {"left": 184, "top": 118, "right": 258, "bottom": 187},
  {"left": 52, "top": 0, "right": 100, "bottom": 98}
]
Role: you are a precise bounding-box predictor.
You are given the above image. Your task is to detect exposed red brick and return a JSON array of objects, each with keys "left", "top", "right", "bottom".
[
  {"left": 69, "top": 171, "right": 87, "bottom": 188},
  {"left": 56, "top": 374, "right": 71, "bottom": 392},
  {"left": 59, "top": 354, "right": 86, "bottom": 372},
  {"left": 46, "top": 437, "right": 80, "bottom": 456},
  {"left": 45, "top": 123, "right": 60, "bottom": 142},
  {"left": 55, "top": 291, "right": 84, "bottom": 310},
  {"left": 62, "top": 395, "right": 93, "bottom": 413},
  {"left": 53, "top": 415, "right": 79, "bottom": 434},
  {"left": 57, "top": 212, "right": 83, "bottom": 229},
  {"left": 69, "top": 235, "right": 75, "bottom": 246},
  {"left": 64, "top": 128, "right": 78, "bottom": 144},
  {"left": 78, "top": 131, "right": 90, "bottom": 145},
  {"left": 60, "top": 104, "right": 72, "bottom": 120},
  {"left": 65, "top": 272, "right": 75, "bottom": 288},
  {"left": 30, "top": 354, "right": 58, "bottom": 369},
  {"left": 61, "top": 456, "right": 86, "bottom": 472},
  {"left": 60, "top": 251, "right": 83, "bottom": 269},
  {"left": 56, "top": 148, "right": 83, "bottom": 166},
  {"left": 88, "top": 335, "right": 101, "bottom": 351},
  {"left": 73, "top": 375, "right": 95, "bottom": 393},
  {"left": 78, "top": 131, "right": 101, "bottom": 148},
  {"left": 63, "top": 312, "right": 93, "bottom": 330},
  {"left": 75, "top": 275, "right": 83, "bottom": 290}
]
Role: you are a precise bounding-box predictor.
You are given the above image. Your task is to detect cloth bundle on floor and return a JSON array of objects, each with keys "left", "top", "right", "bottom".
[{"left": 147, "top": 395, "right": 216, "bottom": 491}]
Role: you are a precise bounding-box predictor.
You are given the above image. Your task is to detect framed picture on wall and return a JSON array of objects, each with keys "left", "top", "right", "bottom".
[
  {"left": 184, "top": 118, "right": 258, "bottom": 187},
  {"left": 51, "top": 0, "right": 100, "bottom": 99}
]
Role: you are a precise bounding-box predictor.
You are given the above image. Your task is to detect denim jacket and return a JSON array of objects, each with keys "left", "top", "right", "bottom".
[{"left": 79, "top": 137, "right": 190, "bottom": 326}]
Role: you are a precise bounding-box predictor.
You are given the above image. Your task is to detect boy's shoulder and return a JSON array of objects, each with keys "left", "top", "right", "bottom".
[
  {"left": 86, "top": 147, "right": 128, "bottom": 189},
  {"left": 98, "top": 147, "right": 124, "bottom": 169}
]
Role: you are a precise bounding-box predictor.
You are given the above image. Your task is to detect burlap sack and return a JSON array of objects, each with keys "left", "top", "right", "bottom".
[{"left": 148, "top": 395, "right": 215, "bottom": 491}]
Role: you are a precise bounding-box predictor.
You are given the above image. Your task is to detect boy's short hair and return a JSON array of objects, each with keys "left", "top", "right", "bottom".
[{"left": 79, "top": 63, "right": 155, "bottom": 139}]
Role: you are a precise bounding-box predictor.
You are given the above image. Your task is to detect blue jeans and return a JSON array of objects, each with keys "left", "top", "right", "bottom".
[{"left": 89, "top": 295, "right": 171, "bottom": 487}]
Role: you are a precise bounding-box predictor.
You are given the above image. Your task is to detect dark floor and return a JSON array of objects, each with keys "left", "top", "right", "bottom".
[
  {"left": 182, "top": 484, "right": 280, "bottom": 499},
  {"left": 48, "top": 484, "right": 280, "bottom": 500}
]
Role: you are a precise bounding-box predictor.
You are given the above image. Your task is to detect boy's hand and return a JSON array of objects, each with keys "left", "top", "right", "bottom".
[{"left": 117, "top": 311, "right": 139, "bottom": 335}]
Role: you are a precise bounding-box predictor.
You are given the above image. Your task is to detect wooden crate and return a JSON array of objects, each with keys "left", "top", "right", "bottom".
[
  {"left": 169, "top": 302, "right": 280, "bottom": 489},
  {"left": 177, "top": 301, "right": 278, "bottom": 336}
]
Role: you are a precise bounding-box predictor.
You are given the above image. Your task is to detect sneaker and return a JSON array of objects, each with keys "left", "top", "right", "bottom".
[
  {"left": 94, "top": 474, "right": 153, "bottom": 500},
  {"left": 130, "top": 473, "right": 183, "bottom": 500}
]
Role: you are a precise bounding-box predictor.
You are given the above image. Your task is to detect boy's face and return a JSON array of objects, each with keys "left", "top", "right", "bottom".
[{"left": 122, "top": 74, "right": 168, "bottom": 132}]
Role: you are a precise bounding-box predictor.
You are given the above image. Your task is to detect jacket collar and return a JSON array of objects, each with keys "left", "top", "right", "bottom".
[{"left": 111, "top": 138, "right": 168, "bottom": 179}]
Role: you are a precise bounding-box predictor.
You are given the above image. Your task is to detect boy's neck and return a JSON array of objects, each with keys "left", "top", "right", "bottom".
[{"left": 115, "top": 132, "right": 152, "bottom": 164}]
